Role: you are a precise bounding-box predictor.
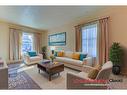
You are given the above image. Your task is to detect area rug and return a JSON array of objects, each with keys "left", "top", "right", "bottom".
[
  {"left": 8, "top": 63, "right": 21, "bottom": 77},
  {"left": 8, "top": 63, "right": 41, "bottom": 89}
]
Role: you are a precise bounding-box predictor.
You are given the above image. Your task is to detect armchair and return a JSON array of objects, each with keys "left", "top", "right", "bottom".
[
  {"left": 67, "top": 61, "right": 113, "bottom": 89},
  {"left": 23, "top": 53, "right": 43, "bottom": 65}
]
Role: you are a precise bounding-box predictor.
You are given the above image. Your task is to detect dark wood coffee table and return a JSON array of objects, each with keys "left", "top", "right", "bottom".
[{"left": 37, "top": 60, "right": 64, "bottom": 81}]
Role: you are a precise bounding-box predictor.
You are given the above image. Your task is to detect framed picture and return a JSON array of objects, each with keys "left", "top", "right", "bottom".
[{"left": 48, "top": 32, "right": 66, "bottom": 46}]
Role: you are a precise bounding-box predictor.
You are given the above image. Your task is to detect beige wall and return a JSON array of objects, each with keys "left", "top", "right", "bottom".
[
  {"left": 0, "top": 21, "right": 46, "bottom": 62},
  {"left": 48, "top": 23, "right": 75, "bottom": 52},
  {"left": 0, "top": 22, "right": 9, "bottom": 61},
  {"left": 47, "top": 7, "right": 127, "bottom": 75}
]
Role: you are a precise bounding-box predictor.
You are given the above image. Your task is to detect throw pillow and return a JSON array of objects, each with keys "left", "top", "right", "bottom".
[
  {"left": 28, "top": 51, "right": 37, "bottom": 57},
  {"left": 72, "top": 53, "right": 80, "bottom": 60},
  {"left": 94, "top": 64, "right": 102, "bottom": 70},
  {"left": 80, "top": 54, "right": 87, "bottom": 61},
  {"left": 57, "top": 51, "right": 64, "bottom": 57},
  {"left": 54, "top": 51, "right": 58, "bottom": 57},
  {"left": 88, "top": 69, "right": 99, "bottom": 79}
]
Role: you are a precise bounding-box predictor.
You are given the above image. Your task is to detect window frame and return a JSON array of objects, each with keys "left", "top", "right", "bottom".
[
  {"left": 81, "top": 22, "right": 98, "bottom": 57},
  {"left": 21, "top": 32, "right": 34, "bottom": 54}
]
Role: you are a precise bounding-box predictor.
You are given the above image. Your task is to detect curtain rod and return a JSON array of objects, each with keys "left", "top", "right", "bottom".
[
  {"left": 75, "top": 16, "right": 110, "bottom": 27},
  {"left": 9, "top": 27, "right": 42, "bottom": 34},
  {"left": 9, "top": 28, "right": 22, "bottom": 31}
]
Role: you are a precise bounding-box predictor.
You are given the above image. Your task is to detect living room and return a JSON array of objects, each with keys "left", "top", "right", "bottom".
[{"left": 0, "top": 6, "right": 127, "bottom": 90}]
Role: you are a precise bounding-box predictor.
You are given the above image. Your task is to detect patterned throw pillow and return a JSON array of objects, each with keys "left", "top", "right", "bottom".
[
  {"left": 94, "top": 64, "right": 102, "bottom": 70},
  {"left": 88, "top": 69, "right": 99, "bottom": 79},
  {"left": 72, "top": 53, "right": 80, "bottom": 60}
]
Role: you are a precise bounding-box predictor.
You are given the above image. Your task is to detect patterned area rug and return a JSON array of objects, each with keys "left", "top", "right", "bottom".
[{"left": 8, "top": 63, "right": 41, "bottom": 89}]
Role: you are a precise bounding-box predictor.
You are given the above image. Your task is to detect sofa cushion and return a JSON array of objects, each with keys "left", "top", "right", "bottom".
[
  {"left": 80, "top": 54, "right": 87, "bottom": 61},
  {"left": 55, "top": 57, "right": 83, "bottom": 67},
  {"left": 30, "top": 56, "right": 41, "bottom": 62},
  {"left": 64, "top": 51, "right": 73, "bottom": 58},
  {"left": 28, "top": 51, "right": 37, "bottom": 57},
  {"left": 72, "top": 53, "right": 80, "bottom": 60}
]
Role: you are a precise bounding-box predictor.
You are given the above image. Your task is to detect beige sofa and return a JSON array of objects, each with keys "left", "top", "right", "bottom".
[
  {"left": 23, "top": 53, "right": 43, "bottom": 65},
  {"left": 55, "top": 51, "right": 93, "bottom": 71}
]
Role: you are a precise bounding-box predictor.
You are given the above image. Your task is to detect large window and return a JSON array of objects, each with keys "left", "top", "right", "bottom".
[
  {"left": 21, "top": 32, "right": 34, "bottom": 53},
  {"left": 82, "top": 23, "right": 97, "bottom": 57}
]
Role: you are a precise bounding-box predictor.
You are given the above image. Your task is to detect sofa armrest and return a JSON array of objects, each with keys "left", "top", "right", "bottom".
[
  {"left": 23, "top": 54, "right": 30, "bottom": 63},
  {"left": 67, "top": 73, "right": 85, "bottom": 89},
  {"left": 82, "top": 57, "right": 93, "bottom": 66}
]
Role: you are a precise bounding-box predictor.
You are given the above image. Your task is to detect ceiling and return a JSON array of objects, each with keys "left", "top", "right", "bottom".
[{"left": 0, "top": 6, "right": 107, "bottom": 30}]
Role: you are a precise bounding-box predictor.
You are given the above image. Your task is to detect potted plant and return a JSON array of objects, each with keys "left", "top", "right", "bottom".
[
  {"left": 50, "top": 55, "right": 56, "bottom": 63},
  {"left": 109, "top": 42, "right": 123, "bottom": 75},
  {"left": 41, "top": 46, "right": 47, "bottom": 59}
]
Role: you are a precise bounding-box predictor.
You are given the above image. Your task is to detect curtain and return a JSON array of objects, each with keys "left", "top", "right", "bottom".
[
  {"left": 97, "top": 17, "right": 109, "bottom": 65},
  {"left": 33, "top": 33, "right": 42, "bottom": 54},
  {"left": 9, "top": 28, "right": 22, "bottom": 61},
  {"left": 75, "top": 25, "right": 82, "bottom": 52},
  {"left": 82, "top": 23, "right": 97, "bottom": 57}
]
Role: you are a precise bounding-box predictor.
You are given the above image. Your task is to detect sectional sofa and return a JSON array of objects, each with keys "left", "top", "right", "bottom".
[{"left": 54, "top": 51, "right": 93, "bottom": 71}]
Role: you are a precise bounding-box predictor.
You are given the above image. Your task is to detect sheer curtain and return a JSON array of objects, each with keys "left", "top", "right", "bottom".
[
  {"left": 82, "top": 23, "right": 97, "bottom": 57},
  {"left": 9, "top": 28, "right": 22, "bottom": 61}
]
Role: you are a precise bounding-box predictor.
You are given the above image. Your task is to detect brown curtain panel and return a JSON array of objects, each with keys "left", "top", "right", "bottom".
[
  {"left": 9, "top": 28, "right": 22, "bottom": 61},
  {"left": 34, "top": 33, "right": 42, "bottom": 54},
  {"left": 98, "top": 17, "right": 109, "bottom": 65},
  {"left": 75, "top": 25, "right": 82, "bottom": 52}
]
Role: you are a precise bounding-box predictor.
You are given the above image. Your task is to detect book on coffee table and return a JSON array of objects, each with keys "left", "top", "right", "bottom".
[{"left": 42, "top": 60, "right": 51, "bottom": 64}]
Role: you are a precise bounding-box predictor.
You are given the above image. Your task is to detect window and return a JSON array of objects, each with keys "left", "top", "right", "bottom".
[
  {"left": 21, "top": 32, "right": 34, "bottom": 53},
  {"left": 82, "top": 23, "right": 97, "bottom": 57}
]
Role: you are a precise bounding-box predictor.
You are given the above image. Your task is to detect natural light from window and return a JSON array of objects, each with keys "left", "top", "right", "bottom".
[
  {"left": 82, "top": 23, "right": 97, "bottom": 57},
  {"left": 21, "top": 32, "right": 34, "bottom": 54}
]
